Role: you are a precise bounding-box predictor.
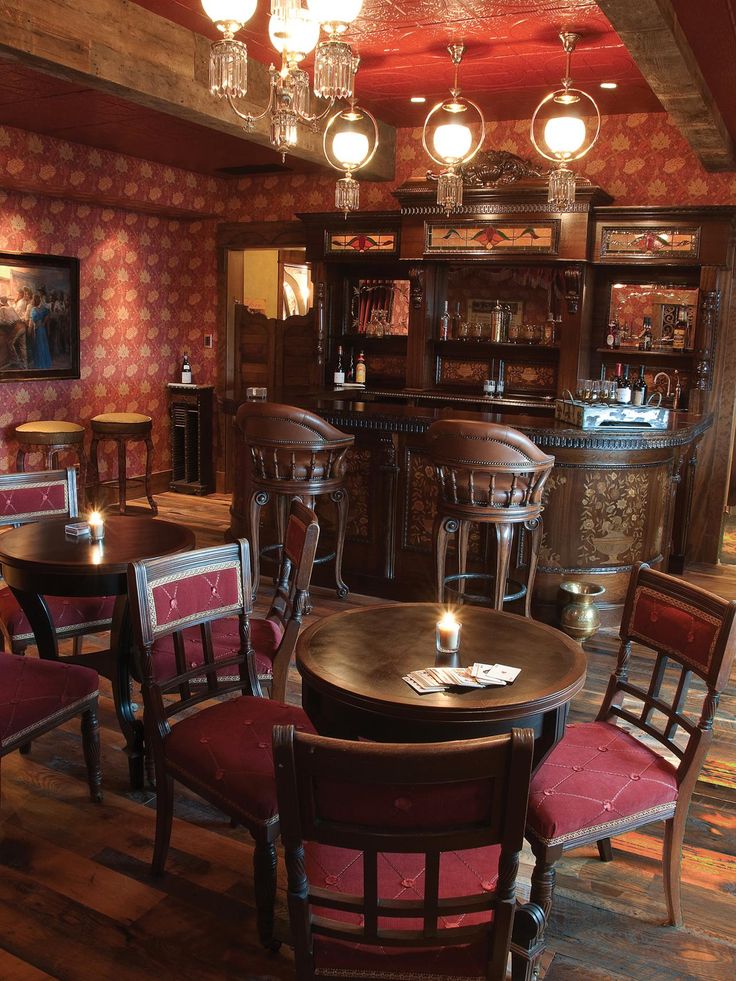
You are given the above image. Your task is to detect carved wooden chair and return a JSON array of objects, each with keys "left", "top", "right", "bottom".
[
  {"left": 526, "top": 562, "right": 736, "bottom": 929},
  {"left": 0, "top": 468, "right": 115, "bottom": 657},
  {"left": 145, "top": 499, "right": 320, "bottom": 703},
  {"left": 127, "top": 536, "right": 315, "bottom": 951},
  {"left": 425, "top": 420, "right": 554, "bottom": 614},
  {"left": 0, "top": 652, "right": 102, "bottom": 802},
  {"left": 236, "top": 401, "right": 354, "bottom": 600},
  {"left": 273, "top": 724, "right": 545, "bottom": 981}
]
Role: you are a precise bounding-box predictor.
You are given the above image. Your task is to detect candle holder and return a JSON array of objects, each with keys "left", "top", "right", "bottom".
[
  {"left": 88, "top": 512, "right": 105, "bottom": 543},
  {"left": 436, "top": 612, "right": 461, "bottom": 655}
]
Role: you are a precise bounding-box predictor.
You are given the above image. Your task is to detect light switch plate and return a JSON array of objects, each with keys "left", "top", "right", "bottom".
[{"left": 204, "top": 334, "right": 213, "bottom": 348}]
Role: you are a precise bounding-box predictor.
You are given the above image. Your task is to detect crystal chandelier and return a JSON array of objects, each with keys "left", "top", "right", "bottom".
[
  {"left": 530, "top": 32, "right": 601, "bottom": 210},
  {"left": 422, "top": 44, "right": 485, "bottom": 214},
  {"left": 203, "top": 0, "right": 364, "bottom": 160},
  {"left": 323, "top": 98, "right": 379, "bottom": 215}
]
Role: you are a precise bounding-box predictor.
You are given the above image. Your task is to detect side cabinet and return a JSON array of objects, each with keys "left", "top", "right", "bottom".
[{"left": 167, "top": 383, "right": 215, "bottom": 496}]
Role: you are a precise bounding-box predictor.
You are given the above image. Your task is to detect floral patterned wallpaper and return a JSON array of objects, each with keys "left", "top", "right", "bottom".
[{"left": 1, "top": 108, "right": 735, "bottom": 481}]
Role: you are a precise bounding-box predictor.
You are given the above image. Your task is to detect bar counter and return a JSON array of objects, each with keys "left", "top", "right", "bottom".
[{"left": 222, "top": 393, "right": 712, "bottom": 624}]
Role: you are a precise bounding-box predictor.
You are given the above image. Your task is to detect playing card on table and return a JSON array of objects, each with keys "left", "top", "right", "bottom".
[{"left": 470, "top": 663, "right": 522, "bottom": 685}]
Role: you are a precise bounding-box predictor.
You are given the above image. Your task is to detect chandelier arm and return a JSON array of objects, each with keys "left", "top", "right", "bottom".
[
  {"left": 225, "top": 90, "right": 272, "bottom": 125},
  {"left": 299, "top": 97, "right": 336, "bottom": 126}
]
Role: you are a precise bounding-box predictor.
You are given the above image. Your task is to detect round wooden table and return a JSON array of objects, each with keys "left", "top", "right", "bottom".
[
  {"left": 0, "top": 515, "right": 195, "bottom": 788},
  {"left": 297, "top": 603, "right": 587, "bottom": 767}
]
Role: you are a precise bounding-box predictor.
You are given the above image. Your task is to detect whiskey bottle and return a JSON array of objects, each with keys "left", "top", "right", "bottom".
[
  {"left": 673, "top": 306, "right": 690, "bottom": 351},
  {"left": 333, "top": 345, "right": 345, "bottom": 387},
  {"left": 606, "top": 317, "right": 617, "bottom": 349},
  {"left": 632, "top": 365, "right": 647, "bottom": 406},
  {"left": 181, "top": 355, "right": 192, "bottom": 384},
  {"left": 355, "top": 350, "right": 366, "bottom": 385}
]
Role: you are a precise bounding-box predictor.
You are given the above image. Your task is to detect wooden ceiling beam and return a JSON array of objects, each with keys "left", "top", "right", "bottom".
[
  {"left": 0, "top": 0, "right": 396, "bottom": 181},
  {"left": 597, "top": 0, "right": 735, "bottom": 171}
]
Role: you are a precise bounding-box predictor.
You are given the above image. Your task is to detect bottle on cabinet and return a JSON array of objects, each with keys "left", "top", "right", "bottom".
[
  {"left": 333, "top": 345, "right": 345, "bottom": 388},
  {"left": 632, "top": 365, "right": 648, "bottom": 406},
  {"left": 347, "top": 348, "right": 355, "bottom": 383},
  {"left": 451, "top": 301, "right": 462, "bottom": 340},
  {"left": 639, "top": 316, "right": 653, "bottom": 351},
  {"left": 181, "top": 354, "right": 192, "bottom": 384},
  {"left": 673, "top": 306, "right": 691, "bottom": 351},
  {"left": 355, "top": 350, "right": 366, "bottom": 386},
  {"left": 605, "top": 316, "right": 618, "bottom": 350},
  {"left": 615, "top": 363, "right": 632, "bottom": 404}
]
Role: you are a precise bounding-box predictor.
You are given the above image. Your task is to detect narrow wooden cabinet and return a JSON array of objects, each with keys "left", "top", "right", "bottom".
[{"left": 167, "top": 383, "right": 215, "bottom": 495}]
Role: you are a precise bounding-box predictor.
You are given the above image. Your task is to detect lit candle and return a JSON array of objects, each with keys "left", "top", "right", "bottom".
[
  {"left": 89, "top": 511, "right": 105, "bottom": 542},
  {"left": 436, "top": 611, "right": 461, "bottom": 654}
]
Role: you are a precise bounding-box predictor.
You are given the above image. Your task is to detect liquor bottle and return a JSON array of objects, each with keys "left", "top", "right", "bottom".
[
  {"left": 181, "top": 354, "right": 192, "bottom": 384},
  {"left": 347, "top": 348, "right": 355, "bottom": 383},
  {"left": 439, "top": 300, "right": 450, "bottom": 341},
  {"left": 673, "top": 306, "right": 690, "bottom": 351},
  {"left": 615, "top": 363, "right": 632, "bottom": 404},
  {"left": 613, "top": 317, "right": 621, "bottom": 349},
  {"left": 640, "top": 316, "right": 653, "bottom": 351},
  {"left": 632, "top": 365, "right": 648, "bottom": 406},
  {"left": 605, "top": 317, "right": 617, "bottom": 349},
  {"left": 451, "top": 301, "right": 462, "bottom": 339},
  {"left": 333, "top": 345, "right": 345, "bottom": 387},
  {"left": 355, "top": 350, "right": 366, "bottom": 385}
]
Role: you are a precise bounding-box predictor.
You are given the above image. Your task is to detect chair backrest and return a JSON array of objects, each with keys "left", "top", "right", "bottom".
[
  {"left": 260, "top": 499, "right": 320, "bottom": 702},
  {"left": 0, "top": 467, "right": 77, "bottom": 527},
  {"left": 273, "top": 725, "right": 535, "bottom": 981},
  {"left": 426, "top": 420, "right": 554, "bottom": 515},
  {"left": 600, "top": 562, "right": 736, "bottom": 790},
  {"left": 127, "top": 540, "right": 254, "bottom": 728},
  {"left": 236, "top": 401, "right": 354, "bottom": 486}
]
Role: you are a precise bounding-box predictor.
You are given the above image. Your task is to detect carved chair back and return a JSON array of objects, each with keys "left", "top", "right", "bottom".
[
  {"left": 127, "top": 540, "right": 255, "bottom": 736},
  {"left": 601, "top": 562, "right": 736, "bottom": 793},
  {"left": 426, "top": 420, "right": 554, "bottom": 523},
  {"left": 236, "top": 401, "right": 354, "bottom": 496},
  {"left": 0, "top": 467, "right": 78, "bottom": 528},
  {"left": 273, "top": 725, "right": 535, "bottom": 981}
]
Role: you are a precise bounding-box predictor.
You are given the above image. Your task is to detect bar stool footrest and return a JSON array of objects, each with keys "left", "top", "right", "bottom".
[{"left": 443, "top": 572, "right": 527, "bottom": 606}]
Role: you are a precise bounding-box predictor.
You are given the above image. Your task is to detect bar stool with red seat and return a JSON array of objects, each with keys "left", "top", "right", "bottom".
[
  {"left": 426, "top": 419, "right": 554, "bottom": 614},
  {"left": 89, "top": 412, "right": 157, "bottom": 514}
]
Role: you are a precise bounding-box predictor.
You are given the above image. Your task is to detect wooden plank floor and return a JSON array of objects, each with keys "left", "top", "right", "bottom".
[{"left": 1, "top": 492, "right": 734, "bottom": 980}]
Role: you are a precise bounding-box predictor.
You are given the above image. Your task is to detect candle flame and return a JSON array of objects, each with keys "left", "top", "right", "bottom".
[
  {"left": 438, "top": 610, "right": 458, "bottom": 629},
  {"left": 89, "top": 511, "right": 102, "bottom": 524}
]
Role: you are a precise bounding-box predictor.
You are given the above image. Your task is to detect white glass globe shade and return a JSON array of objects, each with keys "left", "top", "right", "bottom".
[
  {"left": 308, "top": 0, "right": 363, "bottom": 27},
  {"left": 432, "top": 123, "right": 473, "bottom": 164},
  {"left": 269, "top": 10, "right": 320, "bottom": 60},
  {"left": 332, "top": 129, "right": 370, "bottom": 169},
  {"left": 202, "top": 0, "right": 257, "bottom": 29},
  {"left": 543, "top": 115, "right": 586, "bottom": 157}
]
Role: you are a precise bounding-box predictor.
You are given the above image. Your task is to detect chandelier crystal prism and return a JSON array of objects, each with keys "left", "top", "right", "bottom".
[
  {"left": 422, "top": 44, "right": 485, "bottom": 214},
  {"left": 529, "top": 32, "right": 601, "bottom": 210},
  {"left": 202, "top": 0, "right": 257, "bottom": 99}
]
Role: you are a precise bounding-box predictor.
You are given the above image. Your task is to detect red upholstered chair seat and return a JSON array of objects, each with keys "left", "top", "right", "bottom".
[
  {"left": 527, "top": 720, "right": 679, "bottom": 847},
  {"left": 307, "top": 841, "right": 498, "bottom": 978},
  {"left": 0, "top": 586, "right": 115, "bottom": 644},
  {"left": 0, "top": 653, "right": 99, "bottom": 748},
  {"left": 150, "top": 616, "right": 283, "bottom": 684},
  {"left": 164, "top": 695, "right": 314, "bottom": 825}
]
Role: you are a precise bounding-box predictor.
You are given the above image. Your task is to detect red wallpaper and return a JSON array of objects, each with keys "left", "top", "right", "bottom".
[{"left": 1, "top": 109, "right": 735, "bottom": 483}]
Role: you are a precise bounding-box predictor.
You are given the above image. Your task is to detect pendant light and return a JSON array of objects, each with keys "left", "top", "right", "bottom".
[
  {"left": 202, "top": 0, "right": 257, "bottom": 99},
  {"left": 323, "top": 99, "right": 379, "bottom": 215},
  {"left": 422, "top": 44, "right": 485, "bottom": 214},
  {"left": 530, "top": 32, "right": 601, "bottom": 210},
  {"left": 308, "top": 0, "right": 363, "bottom": 99}
]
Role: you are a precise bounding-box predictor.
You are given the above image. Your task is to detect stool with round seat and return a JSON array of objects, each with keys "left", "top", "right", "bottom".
[
  {"left": 426, "top": 419, "right": 555, "bottom": 616},
  {"left": 236, "top": 401, "right": 354, "bottom": 600},
  {"left": 15, "top": 420, "right": 87, "bottom": 504},
  {"left": 90, "top": 412, "right": 157, "bottom": 515}
]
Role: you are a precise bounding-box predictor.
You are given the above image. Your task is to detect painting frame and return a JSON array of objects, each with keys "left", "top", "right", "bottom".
[{"left": 0, "top": 251, "right": 80, "bottom": 382}]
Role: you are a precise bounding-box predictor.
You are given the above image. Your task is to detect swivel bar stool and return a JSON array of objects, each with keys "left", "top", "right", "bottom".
[
  {"left": 426, "top": 419, "right": 554, "bottom": 616},
  {"left": 15, "top": 420, "right": 87, "bottom": 506},
  {"left": 90, "top": 412, "right": 157, "bottom": 514},
  {"left": 236, "top": 402, "right": 354, "bottom": 600}
]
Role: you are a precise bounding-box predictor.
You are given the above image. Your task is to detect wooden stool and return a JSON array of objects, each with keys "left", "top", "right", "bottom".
[
  {"left": 90, "top": 412, "right": 157, "bottom": 515},
  {"left": 15, "top": 420, "right": 87, "bottom": 505},
  {"left": 235, "top": 401, "right": 354, "bottom": 600},
  {"left": 426, "top": 420, "right": 555, "bottom": 616}
]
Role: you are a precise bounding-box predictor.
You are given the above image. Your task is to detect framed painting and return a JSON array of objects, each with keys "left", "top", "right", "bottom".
[{"left": 0, "top": 252, "right": 80, "bottom": 381}]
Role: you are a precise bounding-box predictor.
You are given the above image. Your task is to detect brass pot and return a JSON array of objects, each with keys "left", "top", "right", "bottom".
[{"left": 558, "top": 581, "right": 606, "bottom": 643}]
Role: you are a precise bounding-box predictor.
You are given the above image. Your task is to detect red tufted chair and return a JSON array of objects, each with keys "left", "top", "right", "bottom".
[
  {"left": 526, "top": 562, "right": 736, "bottom": 930},
  {"left": 273, "top": 724, "right": 546, "bottom": 981},
  {"left": 127, "top": 536, "right": 316, "bottom": 951},
  {"left": 0, "top": 469, "right": 114, "bottom": 657},
  {"left": 0, "top": 653, "right": 102, "bottom": 802}
]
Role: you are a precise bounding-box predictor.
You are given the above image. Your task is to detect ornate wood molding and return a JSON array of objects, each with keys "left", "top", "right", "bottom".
[{"left": 460, "top": 149, "right": 545, "bottom": 186}]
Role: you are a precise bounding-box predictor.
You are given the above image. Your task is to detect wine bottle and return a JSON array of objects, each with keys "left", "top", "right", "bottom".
[
  {"left": 181, "top": 354, "right": 192, "bottom": 384},
  {"left": 355, "top": 350, "right": 366, "bottom": 385},
  {"left": 439, "top": 300, "right": 450, "bottom": 341},
  {"left": 632, "top": 365, "right": 647, "bottom": 406},
  {"left": 333, "top": 344, "right": 345, "bottom": 387},
  {"left": 616, "top": 363, "right": 632, "bottom": 404},
  {"left": 640, "top": 316, "right": 653, "bottom": 351},
  {"left": 673, "top": 306, "right": 689, "bottom": 351}
]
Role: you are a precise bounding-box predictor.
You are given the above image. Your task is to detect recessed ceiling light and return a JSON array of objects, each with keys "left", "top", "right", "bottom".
[
  {"left": 410, "top": 96, "right": 426, "bottom": 103},
  {"left": 600, "top": 82, "right": 618, "bottom": 89}
]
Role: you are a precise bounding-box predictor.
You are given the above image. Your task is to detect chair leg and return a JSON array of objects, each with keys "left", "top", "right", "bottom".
[
  {"left": 152, "top": 772, "right": 175, "bottom": 875},
  {"left": 117, "top": 436, "right": 127, "bottom": 515},
  {"left": 80, "top": 704, "right": 103, "bottom": 803},
  {"left": 144, "top": 434, "right": 157, "bottom": 515},
  {"left": 16, "top": 447, "right": 26, "bottom": 472},
  {"left": 457, "top": 519, "right": 470, "bottom": 602},
  {"left": 89, "top": 436, "right": 101, "bottom": 504},
  {"left": 597, "top": 837, "right": 613, "bottom": 862},
  {"left": 529, "top": 839, "right": 563, "bottom": 920},
  {"left": 72, "top": 635, "right": 83, "bottom": 657},
  {"left": 77, "top": 444, "right": 88, "bottom": 510},
  {"left": 492, "top": 522, "right": 514, "bottom": 612},
  {"left": 434, "top": 514, "right": 454, "bottom": 604},
  {"left": 331, "top": 488, "right": 350, "bottom": 600},
  {"left": 253, "top": 834, "right": 280, "bottom": 952},
  {"left": 523, "top": 518, "right": 542, "bottom": 618},
  {"left": 249, "top": 491, "right": 269, "bottom": 601},
  {"left": 274, "top": 494, "right": 289, "bottom": 581},
  {"left": 663, "top": 813, "right": 685, "bottom": 927}
]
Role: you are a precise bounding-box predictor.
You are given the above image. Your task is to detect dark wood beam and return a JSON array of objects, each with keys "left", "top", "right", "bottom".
[
  {"left": 0, "top": 0, "right": 395, "bottom": 180},
  {"left": 597, "top": 0, "right": 735, "bottom": 171}
]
